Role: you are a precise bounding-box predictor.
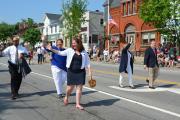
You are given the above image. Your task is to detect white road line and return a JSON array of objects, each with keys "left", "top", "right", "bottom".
[
  {"left": 109, "top": 86, "right": 167, "bottom": 92},
  {"left": 0, "top": 63, "right": 8, "bottom": 66},
  {"left": 168, "top": 89, "right": 180, "bottom": 95},
  {"left": 1, "top": 62, "right": 180, "bottom": 118}
]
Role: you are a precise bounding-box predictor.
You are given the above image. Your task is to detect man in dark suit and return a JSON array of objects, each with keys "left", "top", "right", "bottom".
[{"left": 144, "top": 40, "right": 159, "bottom": 89}]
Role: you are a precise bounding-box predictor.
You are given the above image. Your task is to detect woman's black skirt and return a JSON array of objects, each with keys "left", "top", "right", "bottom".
[{"left": 67, "top": 69, "right": 86, "bottom": 85}]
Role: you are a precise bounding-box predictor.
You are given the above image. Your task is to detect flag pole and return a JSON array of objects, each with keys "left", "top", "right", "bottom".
[
  {"left": 107, "top": 0, "right": 110, "bottom": 56},
  {"left": 108, "top": 0, "right": 110, "bottom": 36}
]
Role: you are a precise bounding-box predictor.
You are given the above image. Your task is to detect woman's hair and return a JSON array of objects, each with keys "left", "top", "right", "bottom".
[
  {"left": 73, "top": 37, "right": 85, "bottom": 52},
  {"left": 56, "top": 39, "right": 63, "bottom": 43}
]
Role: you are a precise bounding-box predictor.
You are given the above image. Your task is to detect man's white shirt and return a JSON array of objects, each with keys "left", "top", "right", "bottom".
[
  {"left": 103, "top": 50, "right": 109, "bottom": 56},
  {"left": 2, "top": 45, "right": 28, "bottom": 64}
]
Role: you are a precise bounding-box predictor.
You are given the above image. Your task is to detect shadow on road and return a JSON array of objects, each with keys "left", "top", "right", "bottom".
[
  {"left": 71, "top": 90, "right": 97, "bottom": 97},
  {"left": 85, "top": 99, "right": 119, "bottom": 107},
  {"left": 0, "top": 69, "right": 9, "bottom": 73},
  {"left": 158, "top": 84, "right": 176, "bottom": 88},
  {"left": 0, "top": 83, "right": 10, "bottom": 89},
  {"left": 20, "top": 90, "right": 57, "bottom": 98}
]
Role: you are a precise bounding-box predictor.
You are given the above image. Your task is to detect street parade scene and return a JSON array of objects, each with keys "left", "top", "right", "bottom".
[{"left": 0, "top": 0, "right": 180, "bottom": 120}]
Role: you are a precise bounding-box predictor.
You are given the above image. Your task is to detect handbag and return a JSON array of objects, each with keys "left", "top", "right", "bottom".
[{"left": 88, "top": 74, "right": 96, "bottom": 88}]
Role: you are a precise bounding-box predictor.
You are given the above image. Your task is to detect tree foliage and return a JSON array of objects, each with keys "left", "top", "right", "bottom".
[
  {"left": 140, "top": 0, "right": 171, "bottom": 29},
  {"left": 21, "top": 18, "right": 37, "bottom": 28},
  {"left": 61, "top": 0, "right": 87, "bottom": 38},
  {"left": 23, "top": 28, "right": 41, "bottom": 46},
  {"left": 140, "top": 0, "right": 180, "bottom": 53},
  {"left": 0, "top": 22, "right": 17, "bottom": 42}
]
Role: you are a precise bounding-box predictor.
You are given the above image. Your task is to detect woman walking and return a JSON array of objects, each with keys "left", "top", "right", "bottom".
[
  {"left": 45, "top": 39, "right": 67, "bottom": 99},
  {"left": 119, "top": 40, "right": 135, "bottom": 89},
  {"left": 46, "top": 38, "right": 91, "bottom": 110}
]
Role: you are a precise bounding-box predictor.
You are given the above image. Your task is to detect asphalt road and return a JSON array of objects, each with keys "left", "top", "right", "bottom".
[{"left": 0, "top": 57, "right": 180, "bottom": 120}]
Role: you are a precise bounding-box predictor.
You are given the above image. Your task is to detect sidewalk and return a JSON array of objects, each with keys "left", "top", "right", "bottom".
[{"left": 90, "top": 60, "right": 180, "bottom": 72}]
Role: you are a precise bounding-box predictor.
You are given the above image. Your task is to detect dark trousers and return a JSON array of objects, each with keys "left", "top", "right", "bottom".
[
  {"left": 38, "top": 54, "right": 43, "bottom": 64},
  {"left": 8, "top": 63, "right": 22, "bottom": 95}
]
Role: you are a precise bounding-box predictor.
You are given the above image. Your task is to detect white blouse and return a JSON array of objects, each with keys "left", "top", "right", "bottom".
[{"left": 57, "top": 48, "right": 90, "bottom": 69}]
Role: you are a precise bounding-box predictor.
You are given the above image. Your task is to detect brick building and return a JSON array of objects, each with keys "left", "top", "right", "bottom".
[{"left": 104, "top": 0, "right": 161, "bottom": 53}]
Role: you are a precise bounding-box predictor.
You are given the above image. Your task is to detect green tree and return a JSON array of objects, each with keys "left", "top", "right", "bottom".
[
  {"left": 140, "top": 0, "right": 180, "bottom": 54},
  {"left": 61, "top": 0, "right": 87, "bottom": 43},
  {"left": 21, "top": 18, "right": 37, "bottom": 28},
  {"left": 0, "top": 22, "right": 17, "bottom": 42},
  {"left": 140, "top": 0, "right": 171, "bottom": 29},
  {"left": 23, "top": 28, "right": 41, "bottom": 47}
]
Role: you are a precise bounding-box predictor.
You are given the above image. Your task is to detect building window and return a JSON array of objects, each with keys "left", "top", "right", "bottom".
[
  {"left": 55, "top": 25, "right": 57, "bottom": 33},
  {"left": 127, "top": 2, "right": 130, "bottom": 15},
  {"left": 123, "top": 3, "right": 126, "bottom": 16},
  {"left": 84, "top": 34, "right": 87, "bottom": 43},
  {"left": 51, "top": 26, "right": 53, "bottom": 34},
  {"left": 100, "top": 19, "right": 104, "bottom": 25},
  {"left": 110, "top": 35, "right": 120, "bottom": 47},
  {"left": 142, "top": 32, "right": 155, "bottom": 47},
  {"left": 92, "top": 34, "right": 98, "bottom": 43},
  {"left": 132, "top": 0, "right": 136, "bottom": 14}
]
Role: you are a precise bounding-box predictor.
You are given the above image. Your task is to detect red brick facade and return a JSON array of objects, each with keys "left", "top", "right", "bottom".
[{"left": 105, "top": 0, "right": 161, "bottom": 52}]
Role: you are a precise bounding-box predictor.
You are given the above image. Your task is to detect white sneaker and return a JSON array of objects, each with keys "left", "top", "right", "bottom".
[{"left": 119, "top": 84, "right": 124, "bottom": 88}]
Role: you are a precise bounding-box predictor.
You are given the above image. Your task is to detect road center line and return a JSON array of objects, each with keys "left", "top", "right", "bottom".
[
  {"left": 0, "top": 62, "right": 180, "bottom": 118},
  {"left": 93, "top": 69, "right": 180, "bottom": 86}
]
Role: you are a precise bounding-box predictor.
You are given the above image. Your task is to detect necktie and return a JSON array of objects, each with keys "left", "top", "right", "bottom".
[{"left": 15, "top": 46, "right": 19, "bottom": 64}]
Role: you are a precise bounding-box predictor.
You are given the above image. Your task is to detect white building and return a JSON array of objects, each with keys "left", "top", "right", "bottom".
[
  {"left": 41, "top": 13, "right": 63, "bottom": 44},
  {"left": 39, "top": 11, "right": 104, "bottom": 49},
  {"left": 80, "top": 10, "right": 104, "bottom": 50}
]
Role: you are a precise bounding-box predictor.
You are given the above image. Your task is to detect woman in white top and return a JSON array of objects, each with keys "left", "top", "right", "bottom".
[{"left": 47, "top": 38, "right": 91, "bottom": 110}]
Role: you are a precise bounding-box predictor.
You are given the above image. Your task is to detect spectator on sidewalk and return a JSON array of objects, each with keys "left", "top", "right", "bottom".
[
  {"left": 168, "top": 44, "right": 176, "bottom": 67},
  {"left": 103, "top": 49, "right": 109, "bottom": 62},
  {"left": 41, "top": 46, "right": 47, "bottom": 63},
  {"left": 96, "top": 48, "right": 101, "bottom": 62},
  {"left": 93, "top": 45, "right": 96, "bottom": 58},
  {"left": 28, "top": 49, "right": 34, "bottom": 65},
  {"left": 112, "top": 50, "right": 119, "bottom": 63},
  {"left": 37, "top": 46, "right": 43, "bottom": 64},
  {"left": 144, "top": 40, "right": 159, "bottom": 89},
  {"left": 119, "top": 40, "right": 135, "bottom": 89}
]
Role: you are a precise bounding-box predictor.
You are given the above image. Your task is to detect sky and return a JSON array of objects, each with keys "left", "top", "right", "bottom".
[{"left": 0, "top": 0, "right": 105, "bottom": 24}]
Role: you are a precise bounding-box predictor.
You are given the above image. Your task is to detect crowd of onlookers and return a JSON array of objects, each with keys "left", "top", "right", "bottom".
[
  {"left": 88, "top": 43, "right": 180, "bottom": 67},
  {"left": 157, "top": 43, "right": 180, "bottom": 67},
  {"left": 1, "top": 42, "right": 180, "bottom": 67},
  {"left": 88, "top": 45, "right": 121, "bottom": 63}
]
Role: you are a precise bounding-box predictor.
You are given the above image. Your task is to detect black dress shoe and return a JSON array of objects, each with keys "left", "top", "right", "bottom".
[
  {"left": 16, "top": 93, "right": 20, "bottom": 98},
  {"left": 58, "top": 94, "right": 64, "bottom": 99},
  {"left": 146, "top": 79, "right": 149, "bottom": 83},
  {"left": 149, "top": 86, "right": 155, "bottom": 89},
  {"left": 11, "top": 95, "right": 17, "bottom": 100}
]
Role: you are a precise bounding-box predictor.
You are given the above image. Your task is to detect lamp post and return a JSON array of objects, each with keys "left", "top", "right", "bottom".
[{"left": 103, "top": 21, "right": 107, "bottom": 50}]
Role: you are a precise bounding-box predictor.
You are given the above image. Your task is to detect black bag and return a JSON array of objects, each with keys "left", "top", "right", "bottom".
[{"left": 21, "top": 58, "right": 31, "bottom": 78}]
